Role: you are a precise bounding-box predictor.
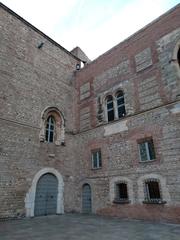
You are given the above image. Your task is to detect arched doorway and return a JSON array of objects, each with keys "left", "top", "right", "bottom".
[
  {"left": 25, "top": 168, "right": 64, "bottom": 217},
  {"left": 34, "top": 173, "right": 58, "bottom": 216},
  {"left": 82, "top": 184, "right": 92, "bottom": 213}
]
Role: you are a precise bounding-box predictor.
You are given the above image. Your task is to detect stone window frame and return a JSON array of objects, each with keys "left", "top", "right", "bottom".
[
  {"left": 113, "top": 181, "right": 130, "bottom": 204},
  {"left": 137, "top": 174, "right": 170, "bottom": 205},
  {"left": 142, "top": 178, "right": 167, "bottom": 204},
  {"left": 91, "top": 148, "right": 102, "bottom": 170},
  {"left": 110, "top": 177, "right": 134, "bottom": 204},
  {"left": 100, "top": 88, "right": 126, "bottom": 123},
  {"left": 137, "top": 137, "right": 156, "bottom": 162},
  {"left": 39, "top": 107, "right": 65, "bottom": 146}
]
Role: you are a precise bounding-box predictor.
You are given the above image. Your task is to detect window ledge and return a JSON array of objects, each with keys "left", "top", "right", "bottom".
[
  {"left": 139, "top": 159, "right": 156, "bottom": 163},
  {"left": 91, "top": 167, "right": 102, "bottom": 170},
  {"left": 113, "top": 199, "right": 130, "bottom": 204},
  {"left": 143, "top": 200, "right": 166, "bottom": 204}
]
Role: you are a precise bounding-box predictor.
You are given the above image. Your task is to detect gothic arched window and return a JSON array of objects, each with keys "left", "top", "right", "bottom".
[
  {"left": 116, "top": 90, "right": 126, "bottom": 118},
  {"left": 106, "top": 95, "right": 114, "bottom": 122},
  {"left": 45, "top": 116, "right": 55, "bottom": 143}
]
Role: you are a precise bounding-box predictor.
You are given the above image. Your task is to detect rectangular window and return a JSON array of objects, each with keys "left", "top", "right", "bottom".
[
  {"left": 115, "top": 183, "right": 128, "bottom": 200},
  {"left": 138, "top": 138, "right": 155, "bottom": 161},
  {"left": 145, "top": 181, "right": 161, "bottom": 201},
  {"left": 91, "top": 149, "right": 102, "bottom": 169}
]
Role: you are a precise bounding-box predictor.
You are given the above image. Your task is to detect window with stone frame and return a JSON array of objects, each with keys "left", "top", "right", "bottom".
[
  {"left": 116, "top": 90, "right": 126, "bottom": 118},
  {"left": 91, "top": 149, "right": 102, "bottom": 169},
  {"left": 106, "top": 95, "right": 114, "bottom": 122},
  {"left": 138, "top": 138, "right": 156, "bottom": 162},
  {"left": 39, "top": 107, "right": 65, "bottom": 145},
  {"left": 114, "top": 182, "right": 129, "bottom": 203},
  {"left": 144, "top": 179, "right": 162, "bottom": 203}
]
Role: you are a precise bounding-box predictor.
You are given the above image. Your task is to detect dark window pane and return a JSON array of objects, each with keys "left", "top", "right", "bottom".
[
  {"left": 148, "top": 140, "right": 155, "bottom": 160},
  {"left": 117, "top": 97, "right": 124, "bottom": 105},
  {"left": 49, "top": 131, "right": 54, "bottom": 143},
  {"left": 107, "top": 102, "right": 113, "bottom": 109},
  {"left": 93, "top": 152, "right": 98, "bottom": 168},
  {"left": 118, "top": 105, "right": 126, "bottom": 118},
  {"left": 116, "top": 91, "right": 123, "bottom": 98},
  {"left": 106, "top": 95, "right": 113, "bottom": 102},
  {"left": 93, "top": 158, "right": 98, "bottom": 168},
  {"left": 116, "top": 183, "right": 128, "bottom": 199},
  {"left": 45, "top": 116, "right": 55, "bottom": 143},
  {"left": 98, "top": 151, "right": 102, "bottom": 167},
  {"left": 139, "top": 143, "right": 148, "bottom": 161},
  {"left": 116, "top": 91, "right": 126, "bottom": 118},
  {"left": 146, "top": 181, "right": 161, "bottom": 200},
  {"left": 108, "top": 110, "right": 114, "bottom": 121},
  {"left": 178, "top": 48, "right": 180, "bottom": 66},
  {"left": 45, "top": 130, "right": 49, "bottom": 141}
]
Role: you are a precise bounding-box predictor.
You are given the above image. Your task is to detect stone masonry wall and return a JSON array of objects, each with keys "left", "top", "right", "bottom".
[
  {"left": 0, "top": 2, "right": 180, "bottom": 223},
  {"left": 74, "top": 103, "right": 180, "bottom": 222},
  {"left": 75, "top": 4, "right": 180, "bottom": 131},
  {"left": 0, "top": 5, "right": 79, "bottom": 218},
  {"left": 74, "top": 4, "right": 180, "bottom": 223}
]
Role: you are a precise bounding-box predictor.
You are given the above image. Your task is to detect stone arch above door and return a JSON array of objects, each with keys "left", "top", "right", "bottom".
[{"left": 25, "top": 168, "right": 64, "bottom": 217}]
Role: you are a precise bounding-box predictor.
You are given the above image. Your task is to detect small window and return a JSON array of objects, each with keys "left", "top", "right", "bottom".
[
  {"left": 116, "top": 91, "right": 126, "bottom": 118},
  {"left": 115, "top": 183, "right": 128, "bottom": 201},
  {"left": 106, "top": 95, "right": 114, "bottom": 122},
  {"left": 145, "top": 180, "right": 161, "bottom": 201},
  {"left": 45, "top": 116, "right": 55, "bottom": 143},
  {"left": 91, "top": 149, "right": 102, "bottom": 169},
  {"left": 178, "top": 47, "right": 180, "bottom": 67},
  {"left": 138, "top": 138, "right": 156, "bottom": 161}
]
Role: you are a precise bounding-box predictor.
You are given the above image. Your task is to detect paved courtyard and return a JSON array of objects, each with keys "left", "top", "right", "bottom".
[{"left": 0, "top": 214, "right": 180, "bottom": 240}]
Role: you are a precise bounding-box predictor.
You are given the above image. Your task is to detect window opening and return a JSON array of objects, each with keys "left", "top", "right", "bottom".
[
  {"left": 92, "top": 150, "right": 102, "bottom": 169},
  {"left": 139, "top": 138, "right": 155, "bottom": 161},
  {"left": 115, "top": 183, "right": 128, "bottom": 200},
  {"left": 106, "top": 95, "right": 114, "bottom": 122},
  {"left": 178, "top": 47, "right": 180, "bottom": 67},
  {"left": 116, "top": 91, "right": 126, "bottom": 118},
  {"left": 45, "top": 116, "right": 55, "bottom": 143},
  {"left": 145, "top": 180, "right": 161, "bottom": 201}
]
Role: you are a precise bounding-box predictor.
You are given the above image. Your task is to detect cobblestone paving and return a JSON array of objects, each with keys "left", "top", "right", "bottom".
[{"left": 0, "top": 214, "right": 180, "bottom": 240}]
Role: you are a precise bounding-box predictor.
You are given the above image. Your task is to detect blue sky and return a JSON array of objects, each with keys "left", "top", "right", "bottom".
[{"left": 2, "top": 0, "right": 180, "bottom": 60}]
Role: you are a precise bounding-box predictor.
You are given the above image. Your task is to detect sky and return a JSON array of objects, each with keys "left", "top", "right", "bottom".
[{"left": 2, "top": 0, "right": 180, "bottom": 60}]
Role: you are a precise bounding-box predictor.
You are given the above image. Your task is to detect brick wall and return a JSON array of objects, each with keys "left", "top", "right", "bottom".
[
  {"left": 74, "top": 4, "right": 180, "bottom": 223},
  {"left": 0, "top": 4, "right": 79, "bottom": 218},
  {"left": 0, "top": 3, "right": 180, "bottom": 223}
]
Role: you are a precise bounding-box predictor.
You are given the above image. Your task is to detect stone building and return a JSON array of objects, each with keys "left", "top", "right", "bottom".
[{"left": 0, "top": 2, "right": 180, "bottom": 223}]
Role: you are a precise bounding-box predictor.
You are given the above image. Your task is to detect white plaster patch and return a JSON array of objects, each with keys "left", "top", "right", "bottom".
[{"left": 104, "top": 120, "right": 128, "bottom": 136}]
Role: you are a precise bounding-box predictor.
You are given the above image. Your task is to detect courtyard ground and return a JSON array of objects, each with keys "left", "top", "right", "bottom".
[{"left": 0, "top": 214, "right": 180, "bottom": 240}]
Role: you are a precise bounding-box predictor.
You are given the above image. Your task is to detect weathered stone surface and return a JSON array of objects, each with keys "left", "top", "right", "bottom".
[
  {"left": 135, "top": 48, "right": 152, "bottom": 72},
  {"left": 0, "top": 2, "right": 180, "bottom": 224},
  {"left": 80, "top": 82, "right": 90, "bottom": 100}
]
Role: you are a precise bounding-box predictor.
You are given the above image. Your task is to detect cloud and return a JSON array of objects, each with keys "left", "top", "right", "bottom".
[{"left": 2, "top": 0, "right": 179, "bottom": 59}]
